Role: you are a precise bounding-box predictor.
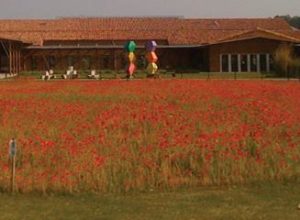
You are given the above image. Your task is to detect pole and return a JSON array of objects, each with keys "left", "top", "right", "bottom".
[
  {"left": 9, "top": 138, "right": 17, "bottom": 193},
  {"left": 11, "top": 155, "right": 16, "bottom": 193},
  {"left": 207, "top": 72, "right": 210, "bottom": 80},
  {"left": 9, "top": 41, "right": 12, "bottom": 77}
]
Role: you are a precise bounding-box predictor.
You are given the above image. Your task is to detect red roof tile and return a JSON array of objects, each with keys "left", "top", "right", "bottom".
[{"left": 0, "top": 17, "right": 298, "bottom": 46}]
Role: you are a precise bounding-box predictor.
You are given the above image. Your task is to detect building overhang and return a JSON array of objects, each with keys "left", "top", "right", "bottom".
[
  {"left": 25, "top": 44, "right": 206, "bottom": 50},
  {"left": 0, "top": 37, "right": 32, "bottom": 46},
  {"left": 158, "top": 44, "right": 207, "bottom": 48}
]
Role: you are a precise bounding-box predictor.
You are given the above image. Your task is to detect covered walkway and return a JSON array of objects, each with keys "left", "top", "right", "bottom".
[{"left": 0, "top": 37, "right": 24, "bottom": 78}]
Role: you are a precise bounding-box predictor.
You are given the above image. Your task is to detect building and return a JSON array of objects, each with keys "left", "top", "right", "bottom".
[{"left": 0, "top": 17, "right": 300, "bottom": 74}]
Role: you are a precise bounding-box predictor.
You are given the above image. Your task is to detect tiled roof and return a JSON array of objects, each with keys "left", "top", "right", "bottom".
[
  {"left": 0, "top": 33, "right": 29, "bottom": 43},
  {"left": 0, "top": 17, "right": 298, "bottom": 46},
  {"left": 213, "top": 28, "right": 300, "bottom": 44}
]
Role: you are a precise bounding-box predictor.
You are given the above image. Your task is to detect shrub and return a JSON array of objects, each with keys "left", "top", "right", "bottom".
[{"left": 274, "top": 43, "right": 299, "bottom": 78}]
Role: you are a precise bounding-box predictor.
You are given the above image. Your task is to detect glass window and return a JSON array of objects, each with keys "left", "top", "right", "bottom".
[
  {"left": 241, "top": 55, "right": 248, "bottom": 72},
  {"left": 82, "top": 56, "right": 91, "bottom": 70},
  {"left": 250, "top": 54, "right": 257, "bottom": 72},
  {"left": 260, "top": 54, "right": 267, "bottom": 72},
  {"left": 0, "top": 55, "right": 9, "bottom": 72},
  {"left": 101, "top": 56, "right": 110, "bottom": 69},
  {"left": 31, "top": 56, "right": 37, "bottom": 70},
  {"left": 67, "top": 56, "right": 76, "bottom": 67},
  {"left": 47, "top": 56, "right": 56, "bottom": 69},
  {"left": 221, "top": 54, "right": 229, "bottom": 72},
  {"left": 269, "top": 54, "right": 274, "bottom": 72},
  {"left": 231, "top": 54, "right": 238, "bottom": 72},
  {"left": 137, "top": 55, "right": 146, "bottom": 69},
  {"left": 120, "top": 55, "right": 126, "bottom": 68}
]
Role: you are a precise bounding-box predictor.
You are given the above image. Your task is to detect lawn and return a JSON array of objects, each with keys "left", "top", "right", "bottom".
[
  {"left": 18, "top": 70, "right": 270, "bottom": 80},
  {"left": 0, "top": 182, "right": 299, "bottom": 220}
]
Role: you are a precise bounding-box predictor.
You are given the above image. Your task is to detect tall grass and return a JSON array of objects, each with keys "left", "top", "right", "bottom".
[{"left": 0, "top": 80, "right": 299, "bottom": 193}]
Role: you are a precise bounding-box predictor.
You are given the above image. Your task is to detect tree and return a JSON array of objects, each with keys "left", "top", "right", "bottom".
[
  {"left": 274, "top": 44, "right": 294, "bottom": 77},
  {"left": 275, "top": 15, "right": 300, "bottom": 29}
]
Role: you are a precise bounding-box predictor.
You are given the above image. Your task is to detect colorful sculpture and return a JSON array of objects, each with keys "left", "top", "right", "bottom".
[
  {"left": 124, "top": 41, "right": 137, "bottom": 79},
  {"left": 145, "top": 41, "right": 158, "bottom": 77}
]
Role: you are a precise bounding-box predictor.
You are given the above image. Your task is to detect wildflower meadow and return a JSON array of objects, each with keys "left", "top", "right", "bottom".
[{"left": 0, "top": 80, "right": 299, "bottom": 193}]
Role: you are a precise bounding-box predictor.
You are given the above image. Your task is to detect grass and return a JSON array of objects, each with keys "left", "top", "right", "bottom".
[
  {"left": 17, "top": 70, "right": 271, "bottom": 80},
  {"left": 16, "top": 70, "right": 300, "bottom": 81},
  {"left": 0, "top": 182, "right": 299, "bottom": 220}
]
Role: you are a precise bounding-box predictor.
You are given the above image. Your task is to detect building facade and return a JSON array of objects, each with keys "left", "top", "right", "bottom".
[{"left": 0, "top": 17, "right": 300, "bottom": 74}]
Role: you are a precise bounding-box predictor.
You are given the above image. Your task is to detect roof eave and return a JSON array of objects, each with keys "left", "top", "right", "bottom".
[
  {"left": 0, "top": 37, "right": 31, "bottom": 45},
  {"left": 25, "top": 44, "right": 206, "bottom": 49},
  {"left": 211, "top": 36, "right": 300, "bottom": 45}
]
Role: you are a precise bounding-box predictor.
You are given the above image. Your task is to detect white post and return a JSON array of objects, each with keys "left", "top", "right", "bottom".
[{"left": 220, "top": 54, "right": 223, "bottom": 73}]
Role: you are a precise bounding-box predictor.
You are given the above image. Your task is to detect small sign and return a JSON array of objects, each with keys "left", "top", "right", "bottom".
[{"left": 9, "top": 138, "right": 17, "bottom": 157}]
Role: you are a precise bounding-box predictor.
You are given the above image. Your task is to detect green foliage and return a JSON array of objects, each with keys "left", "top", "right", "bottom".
[
  {"left": 274, "top": 43, "right": 300, "bottom": 77},
  {"left": 275, "top": 15, "right": 300, "bottom": 29}
]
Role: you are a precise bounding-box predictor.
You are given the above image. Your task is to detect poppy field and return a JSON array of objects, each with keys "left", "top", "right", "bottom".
[{"left": 0, "top": 80, "right": 299, "bottom": 193}]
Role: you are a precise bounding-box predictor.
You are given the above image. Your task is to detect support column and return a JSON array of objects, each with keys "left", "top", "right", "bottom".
[
  {"left": 219, "top": 54, "right": 222, "bottom": 72},
  {"left": 113, "top": 49, "right": 117, "bottom": 70},
  {"left": 13, "top": 44, "right": 15, "bottom": 74},
  {"left": 9, "top": 41, "right": 12, "bottom": 76},
  {"left": 16, "top": 46, "right": 18, "bottom": 74},
  {"left": 93, "top": 49, "right": 97, "bottom": 70},
  {"left": 13, "top": 44, "right": 16, "bottom": 74},
  {"left": 11, "top": 44, "right": 13, "bottom": 74},
  {"left": 18, "top": 46, "right": 21, "bottom": 73},
  {"left": 15, "top": 46, "right": 18, "bottom": 74}
]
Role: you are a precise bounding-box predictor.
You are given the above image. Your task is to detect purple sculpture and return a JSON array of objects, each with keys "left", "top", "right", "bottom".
[{"left": 145, "top": 41, "right": 157, "bottom": 52}]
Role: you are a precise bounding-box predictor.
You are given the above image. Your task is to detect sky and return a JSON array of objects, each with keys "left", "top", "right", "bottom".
[{"left": 0, "top": 0, "right": 299, "bottom": 19}]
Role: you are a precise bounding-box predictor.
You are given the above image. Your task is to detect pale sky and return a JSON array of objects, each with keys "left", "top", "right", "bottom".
[{"left": 0, "top": 0, "right": 299, "bottom": 19}]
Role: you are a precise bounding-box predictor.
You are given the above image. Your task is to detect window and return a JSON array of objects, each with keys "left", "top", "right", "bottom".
[
  {"left": 250, "top": 54, "right": 257, "bottom": 72},
  {"left": 220, "top": 53, "right": 272, "bottom": 73},
  {"left": 0, "top": 55, "right": 9, "bottom": 72},
  {"left": 47, "top": 56, "right": 56, "bottom": 69},
  {"left": 120, "top": 55, "right": 127, "bottom": 68},
  {"left": 260, "top": 54, "right": 267, "bottom": 72},
  {"left": 269, "top": 54, "right": 274, "bottom": 72},
  {"left": 67, "top": 56, "right": 76, "bottom": 67},
  {"left": 231, "top": 55, "right": 238, "bottom": 72},
  {"left": 82, "top": 56, "right": 91, "bottom": 70},
  {"left": 241, "top": 55, "right": 248, "bottom": 72},
  {"left": 221, "top": 54, "right": 229, "bottom": 72},
  {"left": 136, "top": 55, "right": 146, "bottom": 69},
  {"left": 31, "top": 56, "right": 37, "bottom": 70},
  {"left": 100, "top": 56, "right": 110, "bottom": 69}
]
